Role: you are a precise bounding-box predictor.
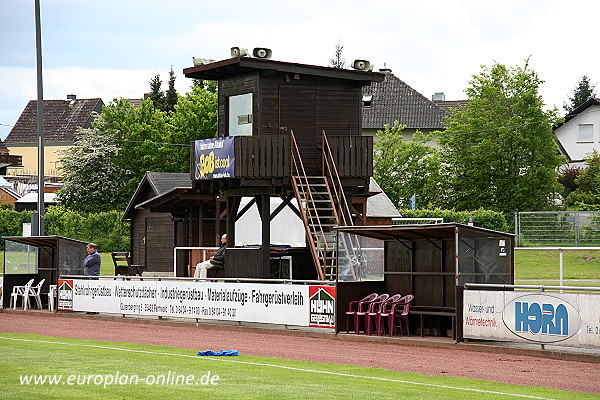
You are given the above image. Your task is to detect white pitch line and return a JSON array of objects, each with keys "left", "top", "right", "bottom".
[{"left": 0, "top": 336, "right": 558, "bottom": 400}]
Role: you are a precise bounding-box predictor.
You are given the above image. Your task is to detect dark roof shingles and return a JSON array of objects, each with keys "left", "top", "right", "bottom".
[
  {"left": 5, "top": 98, "right": 104, "bottom": 144},
  {"left": 362, "top": 72, "right": 450, "bottom": 130}
]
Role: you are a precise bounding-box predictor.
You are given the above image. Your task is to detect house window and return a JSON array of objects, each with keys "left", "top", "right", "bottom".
[
  {"left": 228, "top": 93, "right": 253, "bottom": 136},
  {"left": 362, "top": 94, "right": 372, "bottom": 108},
  {"left": 578, "top": 124, "right": 593, "bottom": 142}
]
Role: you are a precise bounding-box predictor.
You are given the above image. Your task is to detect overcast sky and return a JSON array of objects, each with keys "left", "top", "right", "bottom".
[{"left": 1, "top": 0, "right": 598, "bottom": 140}]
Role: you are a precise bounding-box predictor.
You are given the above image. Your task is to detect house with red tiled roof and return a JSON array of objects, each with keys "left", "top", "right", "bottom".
[{"left": 4, "top": 95, "right": 104, "bottom": 176}]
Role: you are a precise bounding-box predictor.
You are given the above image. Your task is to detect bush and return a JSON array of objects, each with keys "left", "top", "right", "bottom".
[
  {"left": 0, "top": 206, "right": 130, "bottom": 252},
  {"left": 0, "top": 209, "right": 33, "bottom": 249},
  {"left": 44, "top": 206, "right": 130, "bottom": 252},
  {"left": 398, "top": 208, "right": 510, "bottom": 232}
]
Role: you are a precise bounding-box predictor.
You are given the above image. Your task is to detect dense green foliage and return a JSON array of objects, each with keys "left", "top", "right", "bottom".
[
  {"left": 563, "top": 74, "right": 596, "bottom": 114},
  {"left": 438, "top": 60, "right": 563, "bottom": 212},
  {"left": 0, "top": 209, "right": 32, "bottom": 249},
  {"left": 398, "top": 208, "right": 510, "bottom": 232},
  {"left": 44, "top": 206, "right": 130, "bottom": 252},
  {"left": 0, "top": 207, "right": 129, "bottom": 251},
  {"left": 373, "top": 123, "right": 446, "bottom": 209}
]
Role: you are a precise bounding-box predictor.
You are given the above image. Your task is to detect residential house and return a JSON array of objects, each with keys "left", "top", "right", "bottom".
[
  {"left": 554, "top": 97, "right": 600, "bottom": 168},
  {"left": 362, "top": 68, "right": 459, "bottom": 146},
  {"left": 4, "top": 95, "right": 104, "bottom": 176}
]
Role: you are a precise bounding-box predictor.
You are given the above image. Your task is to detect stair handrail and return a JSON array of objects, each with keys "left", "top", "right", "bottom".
[
  {"left": 322, "top": 131, "right": 359, "bottom": 280},
  {"left": 290, "top": 130, "right": 328, "bottom": 280},
  {"left": 322, "top": 131, "right": 354, "bottom": 227}
]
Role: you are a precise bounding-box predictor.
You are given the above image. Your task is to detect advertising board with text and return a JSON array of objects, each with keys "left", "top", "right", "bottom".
[
  {"left": 63, "top": 279, "right": 336, "bottom": 328},
  {"left": 463, "top": 290, "right": 600, "bottom": 349}
]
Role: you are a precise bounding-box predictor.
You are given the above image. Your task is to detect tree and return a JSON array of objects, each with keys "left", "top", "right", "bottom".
[
  {"left": 557, "top": 165, "right": 582, "bottom": 196},
  {"left": 165, "top": 66, "right": 178, "bottom": 112},
  {"left": 329, "top": 40, "right": 346, "bottom": 69},
  {"left": 438, "top": 60, "right": 564, "bottom": 212},
  {"left": 57, "top": 85, "right": 219, "bottom": 211},
  {"left": 148, "top": 73, "right": 165, "bottom": 111},
  {"left": 566, "top": 150, "right": 600, "bottom": 208},
  {"left": 373, "top": 122, "right": 447, "bottom": 209},
  {"left": 57, "top": 128, "right": 131, "bottom": 212},
  {"left": 167, "top": 85, "right": 218, "bottom": 170},
  {"left": 563, "top": 75, "right": 596, "bottom": 114},
  {"left": 92, "top": 97, "right": 174, "bottom": 201}
]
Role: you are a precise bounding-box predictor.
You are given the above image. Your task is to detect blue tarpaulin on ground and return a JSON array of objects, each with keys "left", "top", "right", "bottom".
[{"left": 197, "top": 349, "right": 239, "bottom": 356}]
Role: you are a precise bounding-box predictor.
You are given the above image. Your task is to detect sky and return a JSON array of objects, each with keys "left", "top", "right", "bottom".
[{"left": 1, "top": 0, "right": 599, "bottom": 140}]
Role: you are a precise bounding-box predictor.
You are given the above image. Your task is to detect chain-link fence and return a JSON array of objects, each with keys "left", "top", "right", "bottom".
[{"left": 515, "top": 211, "right": 600, "bottom": 247}]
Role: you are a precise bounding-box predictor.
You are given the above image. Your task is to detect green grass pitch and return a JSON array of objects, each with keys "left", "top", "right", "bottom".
[{"left": 0, "top": 333, "right": 596, "bottom": 400}]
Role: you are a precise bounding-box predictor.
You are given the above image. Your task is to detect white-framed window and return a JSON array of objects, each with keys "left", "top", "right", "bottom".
[
  {"left": 228, "top": 93, "right": 253, "bottom": 136},
  {"left": 577, "top": 124, "right": 593, "bottom": 142}
]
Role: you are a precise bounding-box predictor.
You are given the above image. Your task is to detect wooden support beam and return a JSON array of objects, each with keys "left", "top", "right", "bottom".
[
  {"left": 258, "top": 195, "right": 271, "bottom": 278},
  {"left": 227, "top": 196, "right": 241, "bottom": 247}
]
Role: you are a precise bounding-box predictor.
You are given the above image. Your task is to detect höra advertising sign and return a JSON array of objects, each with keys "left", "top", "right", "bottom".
[
  {"left": 463, "top": 290, "right": 599, "bottom": 349},
  {"left": 502, "top": 294, "right": 581, "bottom": 343}
]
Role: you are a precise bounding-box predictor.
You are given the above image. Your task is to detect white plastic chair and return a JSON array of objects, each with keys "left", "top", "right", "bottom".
[
  {"left": 48, "top": 284, "right": 57, "bottom": 312},
  {"left": 25, "top": 279, "right": 45, "bottom": 310},
  {"left": 10, "top": 279, "right": 34, "bottom": 309}
]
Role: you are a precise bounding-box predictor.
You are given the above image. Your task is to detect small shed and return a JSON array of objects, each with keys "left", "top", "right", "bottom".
[
  {"left": 2, "top": 236, "right": 87, "bottom": 308},
  {"left": 334, "top": 223, "right": 514, "bottom": 338}
]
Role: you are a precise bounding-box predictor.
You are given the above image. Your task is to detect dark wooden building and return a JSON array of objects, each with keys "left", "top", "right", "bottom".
[{"left": 132, "top": 56, "right": 384, "bottom": 280}]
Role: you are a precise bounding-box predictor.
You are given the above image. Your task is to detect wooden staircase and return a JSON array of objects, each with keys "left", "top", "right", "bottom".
[{"left": 290, "top": 130, "right": 359, "bottom": 281}]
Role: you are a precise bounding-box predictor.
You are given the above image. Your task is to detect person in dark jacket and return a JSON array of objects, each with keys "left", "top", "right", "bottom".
[
  {"left": 195, "top": 234, "right": 226, "bottom": 279},
  {"left": 83, "top": 243, "right": 101, "bottom": 278}
]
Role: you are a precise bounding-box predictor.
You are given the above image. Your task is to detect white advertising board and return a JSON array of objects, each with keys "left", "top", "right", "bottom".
[
  {"left": 58, "top": 279, "right": 336, "bottom": 328},
  {"left": 463, "top": 290, "right": 600, "bottom": 349}
]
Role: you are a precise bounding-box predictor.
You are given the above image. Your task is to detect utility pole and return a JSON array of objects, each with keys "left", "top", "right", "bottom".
[{"left": 35, "top": 0, "right": 45, "bottom": 235}]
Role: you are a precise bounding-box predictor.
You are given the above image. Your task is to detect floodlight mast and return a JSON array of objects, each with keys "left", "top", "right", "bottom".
[{"left": 35, "top": 0, "right": 45, "bottom": 235}]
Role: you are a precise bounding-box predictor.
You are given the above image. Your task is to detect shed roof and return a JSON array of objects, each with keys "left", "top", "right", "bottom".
[
  {"left": 123, "top": 172, "right": 193, "bottom": 219},
  {"left": 5, "top": 98, "right": 104, "bottom": 144},
  {"left": 3, "top": 235, "right": 87, "bottom": 248},
  {"left": 184, "top": 57, "right": 385, "bottom": 84},
  {"left": 335, "top": 223, "right": 513, "bottom": 241},
  {"left": 362, "top": 70, "right": 450, "bottom": 130}
]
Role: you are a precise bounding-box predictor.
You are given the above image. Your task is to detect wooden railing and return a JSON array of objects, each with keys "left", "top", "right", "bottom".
[
  {"left": 325, "top": 136, "right": 373, "bottom": 178},
  {"left": 195, "top": 134, "right": 371, "bottom": 180},
  {"left": 233, "top": 135, "right": 290, "bottom": 179}
]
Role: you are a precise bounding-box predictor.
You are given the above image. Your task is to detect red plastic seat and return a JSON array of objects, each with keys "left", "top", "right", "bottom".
[
  {"left": 344, "top": 293, "right": 378, "bottom": 333},
  {"left": 365, "top": 294, "right": 402, "bottom": 335},
  {"left": 355, "top": 294, "right": 388, "bottom": 334},
  {"left": 385, "top": 294, "right": 414, "bottom": 337}
]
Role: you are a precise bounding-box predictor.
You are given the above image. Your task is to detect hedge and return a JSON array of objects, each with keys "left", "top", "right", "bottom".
[
  {"left": 0, "top": 206, "right": 129, "bottom": 252},
  {"left": 397, "top": 208, "right": 510, "bottom": 233}
]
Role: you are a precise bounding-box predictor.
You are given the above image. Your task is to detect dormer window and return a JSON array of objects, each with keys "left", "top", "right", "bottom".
[{"left": 362, "top": 94, "right": 373, "bottom": 108}]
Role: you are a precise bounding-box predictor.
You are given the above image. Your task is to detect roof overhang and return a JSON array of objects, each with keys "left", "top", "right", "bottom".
[
  {"left": 3, "top": 235, "right": 88, "bottom": 248},
  {"left": 131, "top": 187, "right": 215, "bottom": 216},
  {"left": 184, "top": 57, "right": 385, "bottom": 84},
  {"left": 334, "top": 223, "right": 514, "bottom": 242}
]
